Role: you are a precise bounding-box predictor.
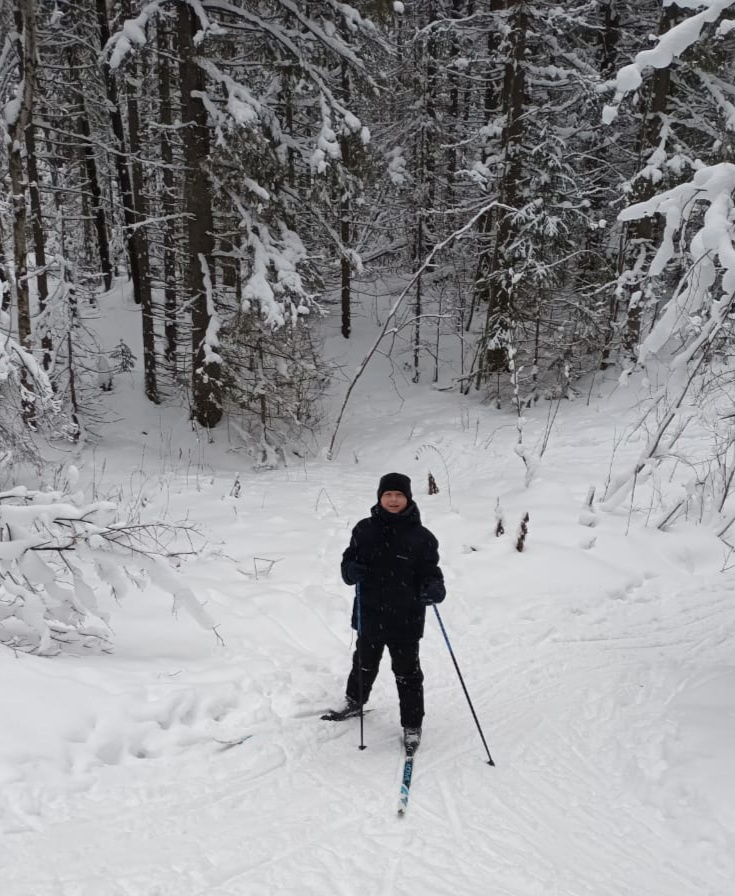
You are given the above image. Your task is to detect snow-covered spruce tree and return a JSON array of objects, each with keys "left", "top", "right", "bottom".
[
  {"left": 463, "top": 0, "right": 610, "bottom": 403},
  {"left": 107, "top": 1, "right": 379, "bottom": 446},
  {"left": 0, "top": 474, "right": 215, "bottom": 655}
]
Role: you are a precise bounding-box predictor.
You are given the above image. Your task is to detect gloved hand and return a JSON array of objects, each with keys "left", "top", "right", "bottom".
[
  {"left": 420, "top": 581, "right": 443, "bottom": 606},
  {"left": 345, "top": 560, "right": 370, "bottom": 584}
]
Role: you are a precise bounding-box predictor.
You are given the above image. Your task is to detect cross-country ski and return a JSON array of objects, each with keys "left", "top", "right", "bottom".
[{"left": 397, "top": 748, "right": 416, "bottom": 815}]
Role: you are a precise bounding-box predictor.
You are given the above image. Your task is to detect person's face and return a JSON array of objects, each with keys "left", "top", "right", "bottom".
[{"left": 380, "top": 490, "right": 408, "bottom": 513}]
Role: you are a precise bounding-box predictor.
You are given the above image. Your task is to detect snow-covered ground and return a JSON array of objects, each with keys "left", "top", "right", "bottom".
[{"left": 2, "top": 283, "right": 734, "bottom": 895}]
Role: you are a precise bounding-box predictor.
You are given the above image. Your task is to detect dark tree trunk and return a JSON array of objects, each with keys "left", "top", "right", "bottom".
[
  {"left": 475, "top": 0, "right": 527, "bottom": 386},
  {"left": 621, "top": 3, "right": 681, "bottom": 359},
  {"left": 178, "top": 4, "right": 222, "bottom": 428},
  {"left": 0, "top": 224, "right": 9, "bottom": 313},
  {"left": 77, "top": 104, "right": 113, "bottom": 293},
  {"left": 158, "top": 20, "right": 178, "bottom": 369},
  {"left": 24, "top": 118, "right": 53, "bottom": 370},
  {"left": 9, "top": 0, "right": 37, "bottom": 421},
  {"left": 598, "top": 0, "right": 621, "bottom": 76},
  {"left": 340, "top": 60, "right": 353, "bottom": 340},
  {"left": 466, "top": 0, "right": 506, "bottom": 341},
  {"left": 124, "top": 45, "right": 158, "bottom": 403},
  {"left": 95, "top": 0, "right": 143, "bottom": 306}
]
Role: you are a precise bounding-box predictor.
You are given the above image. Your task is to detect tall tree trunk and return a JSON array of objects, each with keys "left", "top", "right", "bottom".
[
  {"left": 178, "top": 4, "right": 222, "bottom": 428},
  {"left": 158, "top": 20, "right": 178, "bottom": 369},
  {"left": 340, "top": 60, "right": 353, "bottom": 339},
  {"left": 77, "top": 100, "right": 113, "bottom": 293},
  {"left": 598, "top": 0, "right": 621, "bottom": 76},
  {"left": 95, "top": 0, "right": 143, "bottom": 306},
  {"left": 0, "top": 217, "right": 9, "bottom": 313},
  {"left": 444, "top": 0, "right": 466, "bottom": 208},
  {"left": 465, "top": 0, "right": 506, "bottom": 341},
  {"left": 9, "top": 0, "right": 37, "bottom": 421},
  {"left": 24, "top": 116, "right": 52, "bottom": 370},
  {"left": 474, "top": 0, "right": 527, "bottom": 387},
  {"left": 124, "top": 45, "right": 159, "bottom": 403},
  {"left": 595, "top": 0, "right": 622, "bottom": 370},
  {"left": 408, "top": 1, "right": 439, "bottom": 381},
  {"left": 621, "top": 2, "right": 681, "bottom": 359}
]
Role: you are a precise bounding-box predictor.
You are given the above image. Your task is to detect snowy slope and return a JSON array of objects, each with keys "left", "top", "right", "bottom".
[{"left": 2, "top": 283, "right": 735, "bottom": 895}]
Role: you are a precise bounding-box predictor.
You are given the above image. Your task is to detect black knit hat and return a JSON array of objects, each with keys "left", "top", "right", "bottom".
[{"left": 378, "top": 472, "right": 412, "bottom": 502}]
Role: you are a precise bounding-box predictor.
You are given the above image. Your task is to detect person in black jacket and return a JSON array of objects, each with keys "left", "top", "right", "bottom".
[{"left": 332, "top": 472, "right": 445, "bottom": 750}]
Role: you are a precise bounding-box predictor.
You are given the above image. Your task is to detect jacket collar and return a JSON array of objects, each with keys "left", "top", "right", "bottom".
[{"left": 371, "top": 501, "right": 421, "bottom": 525}]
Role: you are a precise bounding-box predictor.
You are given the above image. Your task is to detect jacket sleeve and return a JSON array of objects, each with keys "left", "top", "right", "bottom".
[
  {"left": 420, "top": 532, "right": 446, "bottom": 604},
  {"left": 341, "top": 528, "right": 359, "bottom": 585}
]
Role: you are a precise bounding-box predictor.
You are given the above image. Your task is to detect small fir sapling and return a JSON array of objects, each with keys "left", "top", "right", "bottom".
[
  {"left": 110, "top": 339, "right": 137, "bottom": 373},
  {"left": 230, "top": 475, "right": 241, "bottom": 498},
  {"left": 428, "top": 472, "right": 439, "bottom": 495},
  {"left": 415, "top": 443, "right": 452, "bottom": 509},
  {"left": 495, "top": 498, "right": 505, "bottom": 536},
  {"left": 516, "top": 513, "right": 530, "bottom": 552},
  {"left": 97, "top": 355, "right": 113, "bottom": 391},
  {"left": 579, "top": 485, "right": 597, "bottom": 527}
]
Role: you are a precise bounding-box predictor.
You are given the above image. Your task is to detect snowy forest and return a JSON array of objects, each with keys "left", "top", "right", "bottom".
[
  {"left": 3, "top": 0, "right": 735, "bottom": 656},
  {"left": 2, "top": 0, "right": 734, "bottom": 438}
]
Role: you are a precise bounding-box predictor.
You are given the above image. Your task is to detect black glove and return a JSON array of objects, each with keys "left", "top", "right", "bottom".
[
  {"left": 420, "top": 581, "right": 443, "bottom": 606},
  {"left": 345, "top": 560, "right": 370, "bottom": 584}
]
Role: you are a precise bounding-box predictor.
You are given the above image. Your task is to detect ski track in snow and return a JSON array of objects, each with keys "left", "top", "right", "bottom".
[{"left": 4, "top": 380, "right": 735, "bottom": 894}]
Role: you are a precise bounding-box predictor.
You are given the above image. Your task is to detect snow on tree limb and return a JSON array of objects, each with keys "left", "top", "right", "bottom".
[
  {"left": 135, "top": 553, "right": 216, "bottom": 632},
  {"left": 199, "top": 254, "right": 223, "bottom": 366},
  {"left": 106, "top": 1, "right": 165, "bottom": 70},
  {"left": 695, "top": 69, "right": 735, "bottom": 132},
  {"left": 603, "top": 0, "right": 735, "bottom": 123},
  {"left": 0, "top": 489, "right": 217, "bottom": 655},
  {"left": 619, "top": 163, "right": 735, "bottom": 363}
]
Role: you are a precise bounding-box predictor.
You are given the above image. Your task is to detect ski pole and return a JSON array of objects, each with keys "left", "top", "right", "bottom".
[
  {"left": 433, "top": 604, "right": 495, "bottom": 766},
  {"left": 356, "top": 582, "right": 366, "bottom": 751}
]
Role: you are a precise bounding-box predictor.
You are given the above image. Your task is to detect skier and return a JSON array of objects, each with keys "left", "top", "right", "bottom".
[{"left": 327, "top": 472, "right": 446, "bottom": 753}]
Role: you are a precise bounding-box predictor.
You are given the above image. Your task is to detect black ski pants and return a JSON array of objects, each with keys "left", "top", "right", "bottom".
[{"left": 346, "top": 636, "right": 424, "bottom": 728}]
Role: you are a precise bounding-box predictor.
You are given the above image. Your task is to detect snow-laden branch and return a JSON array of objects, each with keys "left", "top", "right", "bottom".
[
  {"left": 224, "top": 186, "right": 310, "bottom": 327},
  {"left": 619, "top": 162, "right": 735, "bottom": 364},
  {"left": 105, "top": 1, "right": 165, "bottom": 70},
  {"left": 603, "top": 0, "right": 735, "bottom": 124},
  {"left": 0, "top": 486, "right": 216, "bottom": 655},
  {"left": 199, "top": 254, "right": 223, "bottom": 367},
  {"left": 695, "top": 69, "right": 735, "bottom": 132},
  {"left": 205, "top": 0, "right": 371, "bottom": 133}
]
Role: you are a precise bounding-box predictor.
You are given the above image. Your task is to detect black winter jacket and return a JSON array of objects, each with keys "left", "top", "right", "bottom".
[{"left": 341, "top": 501, "right": 445, "bottom": 641}]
